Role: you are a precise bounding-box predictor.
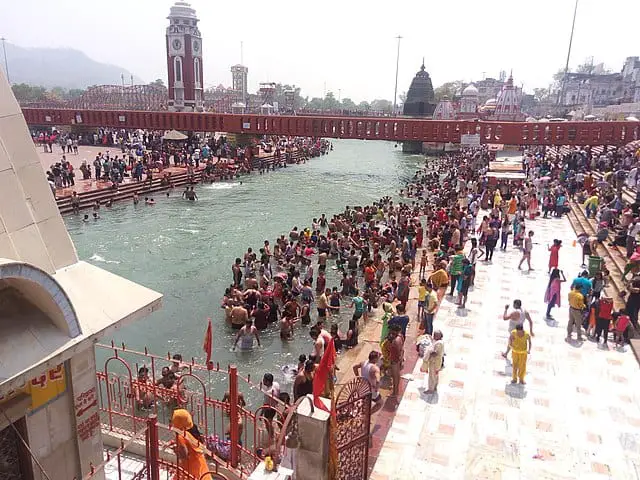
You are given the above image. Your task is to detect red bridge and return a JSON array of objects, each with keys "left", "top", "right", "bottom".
[{"left": 21, "top": 108, "right": 640, "bottom": 146}]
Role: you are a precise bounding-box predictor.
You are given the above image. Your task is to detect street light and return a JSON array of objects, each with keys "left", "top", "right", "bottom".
[
  {"left": 393, "top": 35, "right": 402, "bottom": 115},
  {"left": 558, "top": 0, "right": 579, "bottom": 106},
  {"left": 0, "top": 37, "right": 9, "bottom": 84}
]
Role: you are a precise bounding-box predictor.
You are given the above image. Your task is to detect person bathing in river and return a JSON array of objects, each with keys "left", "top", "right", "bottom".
[{"left": 233, "top": 319, "right": 261, "bottom": 351}]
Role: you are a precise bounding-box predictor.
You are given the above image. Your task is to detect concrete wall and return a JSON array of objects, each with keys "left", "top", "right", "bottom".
[{"left": 26, "top": 390, "right": 80, "bottom": 479}]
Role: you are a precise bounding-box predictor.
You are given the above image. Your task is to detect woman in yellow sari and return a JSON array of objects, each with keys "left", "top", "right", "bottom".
[{"left": 171, "top": 409, "right": 212, "bottom": 480}]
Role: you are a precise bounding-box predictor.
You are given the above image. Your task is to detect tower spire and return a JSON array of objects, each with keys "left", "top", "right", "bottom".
[{"left": 422, "top": 57, "right": 425, "bottom": 69}]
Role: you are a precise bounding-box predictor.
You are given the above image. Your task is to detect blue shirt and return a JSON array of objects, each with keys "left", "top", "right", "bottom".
[
  {"left": 571, "top": 277, "right": 592, "bottom": 297},
  {"left": 352, "top": 296, "right": 365, "bottom": 313},
  {"left": 389, "top": 315, "right": 410, "bottom": 337}
]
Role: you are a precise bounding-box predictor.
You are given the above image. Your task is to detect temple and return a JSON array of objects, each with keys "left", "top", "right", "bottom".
[
  {"left": 402, "top": 60, "right": 436, "bottom": 117},
  {"left": 0, "top": 70, "right": 162, "bottom": 479}
]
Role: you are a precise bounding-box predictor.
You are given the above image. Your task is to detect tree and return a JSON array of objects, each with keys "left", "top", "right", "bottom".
[
  {"left": 67, "top": 88, "right": 86, "bottom": 99},
  {"left": 11, "top": 83, "right": 47, "bottom": 103},
  {"left": 340, "top": 97, "right": 357, "bottom": 111},
  {"left": 323, "top": 91, "right": 340, "bottom": 111},
  {"left": 370, "top": 99, "right": 392, "bottom": 113},
  {"left": 533, "top": 88, "right": 550, "bottom": 102},
  {"left": 150, "top": 79, "right": 165, "bottom": 87},
  {"left": 307, "top": 97, "right": 324, "bottom": 110},
  {"left": 434, "top": 81, "right": 464, "bottom": 102},
  {"left": 357, "top": 101, "right": 370, "bottom": 111}
]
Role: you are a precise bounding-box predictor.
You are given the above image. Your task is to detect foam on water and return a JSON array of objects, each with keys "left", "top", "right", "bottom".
[{"left": 89, "top": 253, "right": 120, "bottom": 264}]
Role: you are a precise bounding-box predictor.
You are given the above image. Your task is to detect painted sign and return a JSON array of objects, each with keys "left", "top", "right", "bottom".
[
  {"left": 460, "top": 134, "right": 481, "bottom": 146},
  {"left": 0, "top": 364, "right": 67, "bottom": 410}
]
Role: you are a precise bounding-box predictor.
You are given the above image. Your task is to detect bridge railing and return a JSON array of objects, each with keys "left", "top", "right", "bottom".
[{"left": 21, "top": 108, "right": 640, "bottom": 146}]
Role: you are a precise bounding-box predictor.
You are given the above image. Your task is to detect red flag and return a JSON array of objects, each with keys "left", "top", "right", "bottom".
[
  {"left": 203, "top": 318, "right": 213, "bottom": 370},
  {"left": 313, "top": 338, "right": 336, "bottom": 412}
]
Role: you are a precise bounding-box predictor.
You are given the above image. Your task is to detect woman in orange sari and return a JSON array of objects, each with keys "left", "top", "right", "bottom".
[{"left": 171, "top": 409, "right": 212, "bottom": 480}]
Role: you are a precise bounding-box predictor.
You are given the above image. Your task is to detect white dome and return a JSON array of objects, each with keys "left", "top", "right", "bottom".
[{"left": 462, "top": 84, "right": 479, "bottom": 96}]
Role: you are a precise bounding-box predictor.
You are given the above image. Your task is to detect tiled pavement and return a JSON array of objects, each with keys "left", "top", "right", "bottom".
[{"left": 371, "top": 215, "right": 640, "bottom": 480}]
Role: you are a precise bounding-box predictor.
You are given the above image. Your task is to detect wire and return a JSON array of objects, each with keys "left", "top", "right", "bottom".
[{"left": 0, "top": 404, "right": 53, "bottom": 480}]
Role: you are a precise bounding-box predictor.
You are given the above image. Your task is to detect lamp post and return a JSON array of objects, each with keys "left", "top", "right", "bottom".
[
  {"left": 1, "top": 37, "right": 9, "bottom": 84},
  {"left": 393, "top": 35, "right": 402, "bottom": 115},
  {"left": 558, "top": 0, "right": 579, "bottom": 106}
]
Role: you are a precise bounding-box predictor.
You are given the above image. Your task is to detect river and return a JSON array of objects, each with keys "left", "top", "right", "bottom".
[{"left": 65, "top": 139, "right": 425, "bottom": 390}]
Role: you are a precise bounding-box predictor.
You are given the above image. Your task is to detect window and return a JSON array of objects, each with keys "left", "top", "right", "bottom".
[
  {"left": 194, "top": 58, "right": 201, "bottom": 85},
  {"left": 174, "top": 57, "right": 183, "bottom": 83}
]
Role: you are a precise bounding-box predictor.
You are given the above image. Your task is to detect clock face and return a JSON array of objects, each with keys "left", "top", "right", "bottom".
[
  {"left": 172, "top": 39, "right": 182, "bottom": 50},
  {"left": 192, "top": 40, "right": 200, "bottom": 52}
]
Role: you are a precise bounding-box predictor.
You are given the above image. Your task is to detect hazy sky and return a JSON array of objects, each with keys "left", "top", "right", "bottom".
[{"left": 1, "top": 0, "right": 638, "bottom": 102}]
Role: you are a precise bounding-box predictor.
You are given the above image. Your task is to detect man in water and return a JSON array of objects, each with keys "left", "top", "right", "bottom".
[
  {"left": 182, "top": 186, "right": 198, "bottom": 201},
  {"left": 230, "top": 304, "right": 248, "bottom": 330},
  {"left": 352, "top": 351, "right": 383, "bottom": 414},
  {"left": 233, "top": 319, "right": 261, "bottom": 351}
]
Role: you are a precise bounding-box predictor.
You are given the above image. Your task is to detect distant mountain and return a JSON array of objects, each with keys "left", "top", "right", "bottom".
[{"left": 0, "top": 42, "right": 144, "bottom": 89}]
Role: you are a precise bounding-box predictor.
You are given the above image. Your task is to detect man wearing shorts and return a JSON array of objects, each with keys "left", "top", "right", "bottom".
[{"left": 353, "top": 351, "right": 383, "bottom": 414}]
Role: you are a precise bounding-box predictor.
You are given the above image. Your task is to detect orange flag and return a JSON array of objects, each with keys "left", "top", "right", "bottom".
[
  {"left": 203, "top": 318, "right": 213, "bottom": 370},
  {"left": 313, "top": 338, "right": 336, "bottom": 411}
]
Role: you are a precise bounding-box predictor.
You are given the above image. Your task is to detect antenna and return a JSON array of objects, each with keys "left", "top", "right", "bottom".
[{"left": 240, "top": 41, "right": 244, "bottom": 65}]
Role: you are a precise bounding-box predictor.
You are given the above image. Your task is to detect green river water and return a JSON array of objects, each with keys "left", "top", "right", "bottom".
[{"left": 65, "top": 139, "right": 424, "bottom": 389}]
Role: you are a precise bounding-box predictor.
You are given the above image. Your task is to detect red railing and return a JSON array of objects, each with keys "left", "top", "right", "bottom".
[
  {"left": 21, "top": 107, "right": 640, "bottom": 146},
  {"left": 94, "top": 342, "right": 289, "bottom": 479}
]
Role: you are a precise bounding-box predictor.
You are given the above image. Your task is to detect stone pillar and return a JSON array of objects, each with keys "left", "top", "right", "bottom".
[
  {"left": 69, "top": 348, "right": 105, "bottom": 480},
  {"left": 294, "top": 395, "right": 330, "bottom": 480}
]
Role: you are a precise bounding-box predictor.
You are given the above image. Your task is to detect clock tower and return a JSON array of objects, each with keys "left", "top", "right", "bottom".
[{"left": 166, "top": 1, "right": 203, "bottom": 112}]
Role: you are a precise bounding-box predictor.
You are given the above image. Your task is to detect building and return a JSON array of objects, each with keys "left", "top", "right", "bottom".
[
  {"left": 402, "top": 61, "right": 436, "bottom": 117},
  {"left": 0, "top": 71, "right": 162, "bottom": 479},
  {"left": 432, "top": 97, "right": 455, "bottom": 120},
  {"left": 492, "top": 73, "right": 525, "bottom": 121},
  {"left": 458, "top": 83, "right": 479, "bottom": 118},
  {"left": 560, "top": 56, "right": 640, "bottom": 107},
  {"left": 474, "top": 72, "right": 506, "bottom": 104},
  {"left": 166, "top": 1, "right": 203, "bottom": 112},
  {"left": 231, "top": 64, "right": 248, "bottom": 105}
]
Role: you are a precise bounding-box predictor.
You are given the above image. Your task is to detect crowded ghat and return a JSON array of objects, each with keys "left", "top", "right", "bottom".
[{"left": 45, "top": 128, "right": 640, "bottom": 476}]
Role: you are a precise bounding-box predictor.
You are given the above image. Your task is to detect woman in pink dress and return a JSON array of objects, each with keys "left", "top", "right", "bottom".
[{"left": 544, "top": 268, "right": 566, "bottom": 319}]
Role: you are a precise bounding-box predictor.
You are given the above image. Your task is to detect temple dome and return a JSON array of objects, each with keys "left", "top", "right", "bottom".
[
  {"left": 402, "top": 60, "right": 436, "bottom": 117},
  {"left": 462, "top": 84, "right": 479, "bottom": 96}
]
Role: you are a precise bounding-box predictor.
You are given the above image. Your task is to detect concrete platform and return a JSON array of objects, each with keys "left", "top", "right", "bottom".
[{"left": 371, "top": 215, "right": 640, "bottom": 480}]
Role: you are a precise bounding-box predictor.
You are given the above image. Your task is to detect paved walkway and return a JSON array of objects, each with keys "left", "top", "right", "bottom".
[{"left": 371, "top": 215, "right": 640, "bottom": 480}]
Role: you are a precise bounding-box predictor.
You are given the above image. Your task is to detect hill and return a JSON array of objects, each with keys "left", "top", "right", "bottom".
[{"left": 1, "top": 42, "right": 144, "bottom": 89}]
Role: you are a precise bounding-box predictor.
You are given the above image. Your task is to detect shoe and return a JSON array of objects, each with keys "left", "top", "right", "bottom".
[
  {"left": 520, "top": 380, "right": 526, "bottom": 385},
  {"left": 511, "top": 379, "right": 517, "bottom": 384}
]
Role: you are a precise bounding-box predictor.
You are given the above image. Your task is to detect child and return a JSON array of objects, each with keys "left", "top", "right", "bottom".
[
  {"left": 500, "top": 217, "right": 511, "bottom": 251},
  {"left": 613, "top": 311, "right": 630, "bottom": 347},
  {"left": 419, "top": 250, "right": 428, "bottom": 277}
]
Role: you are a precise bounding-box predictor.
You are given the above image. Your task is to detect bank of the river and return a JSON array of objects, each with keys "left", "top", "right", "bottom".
[{"left": 65, "top": 139, "right": 424, "bottom": 394}]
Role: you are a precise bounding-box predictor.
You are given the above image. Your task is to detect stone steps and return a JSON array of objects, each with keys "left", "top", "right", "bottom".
[{"left": 56, "top": 150, "right": 312, "bottom": 214}]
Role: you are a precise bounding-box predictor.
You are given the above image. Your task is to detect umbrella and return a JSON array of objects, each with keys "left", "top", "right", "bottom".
[
  {"left": 625, "top": 116, "right": 639, "bottom": 122},
  {"left": 163, "top": 129, "right": 188, "bottom": 141},
  {"left": 623, "top": 140, "right": 640, "bottom": 154},
  {"left": 540, "top": 176, "right": 551, "bottom": 182}
]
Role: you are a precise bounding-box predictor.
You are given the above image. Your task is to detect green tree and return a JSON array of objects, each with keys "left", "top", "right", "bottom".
[
  {"left": 323, "top": 92, "right": 340, "bottom": 110},
  {"left": 67, "top": 88, "right": 86, "bottom": 99},
  {"left": 11, "top": 83, "right": 47, "bottom": 103},
  {"left": 150, "top": 78, "right": 165, "bottom": 86},
  {"left": 434, "top": 81, "right": 464, "bottom": 102},
  {"left": 533, "top": 88, "right": 550, "bottom": 102},
  {"left": 340, "top": 97, "right": 357, "bottom": 110},
  {"left": 357, "top": 101, "right": 370, "bottom": 111},
  {"left": 307, "top": 97, "right": 324, "bottom": 109},
  {"left": 370, "top": 99, "right": 392, "bottom": 113}
]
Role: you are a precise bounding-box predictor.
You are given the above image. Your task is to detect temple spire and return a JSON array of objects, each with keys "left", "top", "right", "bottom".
[{"left": 421, "top": 57, "right": 425, "bottom": 70}]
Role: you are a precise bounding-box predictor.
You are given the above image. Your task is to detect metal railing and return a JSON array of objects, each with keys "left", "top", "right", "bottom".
[{"left": 94, "top": 342, "right": 289, "bottom": 479}]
